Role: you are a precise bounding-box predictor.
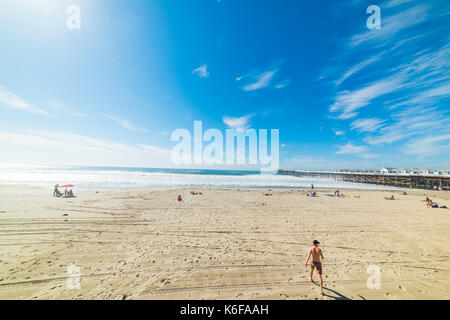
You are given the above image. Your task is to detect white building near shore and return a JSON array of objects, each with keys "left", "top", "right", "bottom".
[
  {"left": 409, "top": 168, "right": 431, "bottom": 175},
  {"left": 380, "top": 168, "right": 407, "bottom": 175}
]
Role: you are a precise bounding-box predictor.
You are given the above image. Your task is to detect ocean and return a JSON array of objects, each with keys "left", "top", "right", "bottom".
[{"left": 0, "top": 165, "right": 400, "bottom": 190}]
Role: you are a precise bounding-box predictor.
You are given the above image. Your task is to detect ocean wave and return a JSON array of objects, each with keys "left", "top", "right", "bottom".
[{"left": 0, "top": 166, "right": 400, "bottom": 190}]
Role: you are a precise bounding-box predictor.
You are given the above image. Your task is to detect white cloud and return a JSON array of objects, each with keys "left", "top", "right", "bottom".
[
  {"left": 404, "top": 133, "right": 450, "bottom": 156},
  {"left": 384, "top": 0, "right": 414, "bottom": 9},
  {"left": 349, "top": 4, "right": 430, "bottom": 48},
  {"left": 107, "top": 116, "right": 149, "bottom": 133},
  {"left": 192, "top": 64, "right": 210, "bottom": 78},
  {"left": 333, "top": 130, "right": 345, "bottom": 136},
  {"left": 364, "top": 107, "right": 450, "bottom": 146},
  {"left": 334, "top": 55, "right": 381, "bottom": 86},
  {"left": 222, "top": 114, "right": 253, "bottom": 129},
  {"left": 48, "top": 100, "right": 87, "bottom": 118},
  {"left": 350, "top": 118, "right": 385, "bottom": 133},
  {"left": 275, "top": 79, "right": 291, "bottom": 89},
  {"left": 322, "top": 0, "right": 450, "bottom": 162},
  {"left": 242, "top": 69, "right": 278, "bottom": 91},
  {"left": 0, "top": 86, "right": 50, "bottom": 116},
  {"left": 330, "top": 76, "right": 404, "bottom": 119},
  {"left": 335, "top": 143, "right": 368, "bottom": 154},
  {"left": 0, "top": 129, "right": 172, "bottom": 167}
]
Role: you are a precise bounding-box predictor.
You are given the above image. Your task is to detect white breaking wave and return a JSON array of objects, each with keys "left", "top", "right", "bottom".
[{"left": 0, "top": 166, "right": 402, "bottom": 190}]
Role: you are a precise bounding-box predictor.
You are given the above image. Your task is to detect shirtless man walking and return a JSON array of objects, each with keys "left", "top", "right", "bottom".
[{"left": 305, "top": 240, "right": 325, "bottom": 295}]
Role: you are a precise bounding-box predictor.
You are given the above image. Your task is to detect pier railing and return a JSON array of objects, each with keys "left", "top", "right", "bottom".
[{"left": 278, "top": 170, "right": 450, "bottom": 191}]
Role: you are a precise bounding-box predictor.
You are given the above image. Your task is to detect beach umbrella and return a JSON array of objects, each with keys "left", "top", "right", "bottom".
[{"left": 60, "top": 184, "right": 74, "bottom": 188}]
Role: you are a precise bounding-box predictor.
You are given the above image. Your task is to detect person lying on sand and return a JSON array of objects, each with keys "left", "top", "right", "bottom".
[
  {"left": 305, "top": 240, "right": 325, "bottom": 295},
  {"left": 384, "top": 195, "right": 396, "bottom": 200},
  {"left": 426, "top": 199, "right": 447, "bottom": 209},
  {"left": 427, "top": 199, "right": 438, "bottom": 208}
]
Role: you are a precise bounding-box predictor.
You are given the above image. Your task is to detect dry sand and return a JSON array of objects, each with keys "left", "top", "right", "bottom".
[{"left": 0, "top": 185, "right": 449, "bottom": 300}]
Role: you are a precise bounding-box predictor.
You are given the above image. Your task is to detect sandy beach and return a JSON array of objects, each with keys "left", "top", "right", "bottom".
[{"left": 0, "top": 185, "right": 449, "bottom": 300}]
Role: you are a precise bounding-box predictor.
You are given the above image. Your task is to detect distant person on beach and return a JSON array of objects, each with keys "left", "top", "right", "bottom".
[
  {"left": 305, "top": 240, "right": 325, "bottom": 295},
  {"left": 425, "top": 199, "right": 447, "bottom": 208},
  {"left": 177, "top": 195, "right": 183, "bottom": 202},
  {"left": 426, "top": 199, "right": 437, "bottom": 207},
  {"left": 311, "top": 184, "right": 314, "bottom": 189},
  {"left": 53, "top": 184, "right": 60, "bottom": 197},
  {"left": 334, "top": 189, "right": 340, "bottom": 197}
]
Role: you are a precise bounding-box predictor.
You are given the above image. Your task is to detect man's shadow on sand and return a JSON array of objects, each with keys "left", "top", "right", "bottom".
[{"left": 311, "top": 281, "right": 351, "bottom": 300}]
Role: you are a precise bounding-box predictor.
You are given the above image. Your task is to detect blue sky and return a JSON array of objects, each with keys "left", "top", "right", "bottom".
[{"left": 0, "top": 0, "right": 449, "bottom": 170}]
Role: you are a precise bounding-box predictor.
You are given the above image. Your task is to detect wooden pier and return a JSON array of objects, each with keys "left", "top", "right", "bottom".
[{"left": 278, "top": 170, "right": 450, "bottom": 191}]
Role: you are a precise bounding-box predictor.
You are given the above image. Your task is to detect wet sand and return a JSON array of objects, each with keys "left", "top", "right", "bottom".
[{"left": 0, "top": 185, "right": 449, "bottom": 300}]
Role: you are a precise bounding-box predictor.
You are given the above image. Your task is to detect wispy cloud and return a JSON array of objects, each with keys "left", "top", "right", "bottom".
[
  {"left": 364, "top": 107, "right": 450, "bottom": 146},
  {"left": 48, "top": 100, "right": 87, "bottom": 118},
  {"left": 350, "top": 118, "right": 385, "bottom": 133},
  {"left": 0, "top": 86, "right": 50, "bottom": 116},
  {"left": 192, "top": 64, "right": 210, "bottom": 78},
  {"left": 404, "top": 133, "right": 450, "bottom": 156},
  {"left": 222, "top": 114, "right": 254, "bottom": 129},
  {"left": 334, "top": 55, "right": 381, "bottom": 86},
  {"left": 349, "top": 4, "right": 430, "bottom": 48},
  {"left": 330, "top": 75, "right": 404, "bottom": 119},
  {"left": 0, "top": 129, "right": 172, "bottom": 167},
  {"left": 242, "top": 69, "right": 278, "bottom": 91},
  {"left": 274, "top": 79, "right": 291, "bottom": 89},
  {"left": 107, "top": 116, "right": 149, "bottom": 133},
  {"left": 322, "top": 0, "right": 450, "bottom": 162},
  {"left": 335, "top": 142, "right": 368, "bottom": 154}
]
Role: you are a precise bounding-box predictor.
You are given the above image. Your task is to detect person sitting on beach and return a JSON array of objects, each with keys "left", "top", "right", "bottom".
[
  {"left": 53, "top": 184, "right": 59, "bottom": 196},
  {"left": 305, "top": 240, "right": 325, "bottom": 295},
  {"left": 177, "top": 195, "right": 183, "bottom": 202},
  {"left": 402, "top": 191, "right": 407, "bottom": 195},
  {"left": 53, "top": 184, "right": 62, "bottom": 197},
  {"left": 334, "top": 189, "right": 340, "bottom": 197},
  {"left": 307, "top": 192, "right": 317, "bottom": 197}
]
